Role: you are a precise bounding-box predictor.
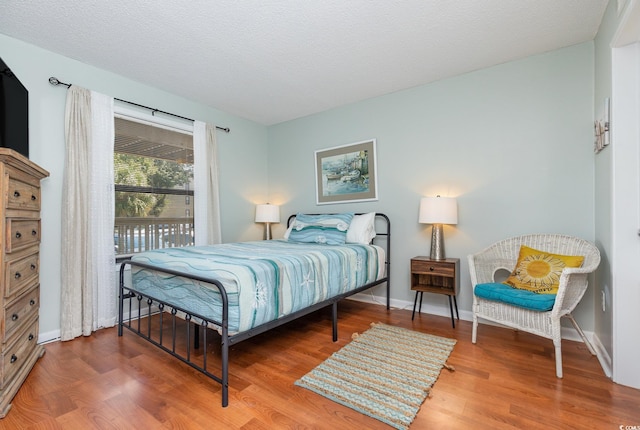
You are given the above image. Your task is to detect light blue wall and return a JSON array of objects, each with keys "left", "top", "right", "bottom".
[
  {"left": 0, "top": 34, "right": 270, "bottom": 337},
  {"left": 269, "top": 42, "right": 596, "bottom": 328}
]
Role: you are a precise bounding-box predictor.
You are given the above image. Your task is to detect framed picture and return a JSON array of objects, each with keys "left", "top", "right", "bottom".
[{"left": 315, "top": 139, "right": 378, "bottom": 205}]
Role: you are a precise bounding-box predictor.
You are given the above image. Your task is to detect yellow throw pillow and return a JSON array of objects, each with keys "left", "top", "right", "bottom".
[{"left": 504, "top": 245, "right": 584, "bottom": 294}]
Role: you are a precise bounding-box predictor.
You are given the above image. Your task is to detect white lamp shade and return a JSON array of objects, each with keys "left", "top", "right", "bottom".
[
  {"left": 419, "top": 196, "right": 458, "bottom": 225},
  {"left": 255, "top": 204, "right": 280, "bottom": 223}
]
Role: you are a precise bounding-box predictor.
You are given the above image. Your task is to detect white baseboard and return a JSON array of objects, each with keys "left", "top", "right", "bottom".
[
  {"left": 37, "top": 307, "right": 142, "bottom": 346},
  {"left": 38, "top": 330, "right": 61, "bottom": 345},
  {"left": 348, "top": 291, "right": 474, "bottom": 322},
  {"left": 590, "top": 332, "right": 613, "bottom": 378}
]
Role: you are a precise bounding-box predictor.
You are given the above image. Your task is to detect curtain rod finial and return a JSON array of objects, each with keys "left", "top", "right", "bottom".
[{"left": 49, "top": 77, "right": 71, "bottom": 88}]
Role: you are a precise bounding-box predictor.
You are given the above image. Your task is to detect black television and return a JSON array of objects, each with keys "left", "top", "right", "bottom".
[{"left": 0, "top": 56, "right": 29, "bottom": 159}]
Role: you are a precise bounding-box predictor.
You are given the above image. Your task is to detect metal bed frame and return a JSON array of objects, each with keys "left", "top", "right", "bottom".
[{"left": 118, "top": 213, "right": 390, "bottom": 407}]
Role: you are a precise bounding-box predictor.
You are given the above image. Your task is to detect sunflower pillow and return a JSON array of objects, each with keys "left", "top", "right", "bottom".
[{"left": 504, "top": 245, "right": 584, "bottom": 294}]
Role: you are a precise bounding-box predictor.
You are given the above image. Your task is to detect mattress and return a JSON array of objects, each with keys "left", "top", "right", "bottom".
[{"left": 130, "top": 240, "right": 385, "bottom": 334}]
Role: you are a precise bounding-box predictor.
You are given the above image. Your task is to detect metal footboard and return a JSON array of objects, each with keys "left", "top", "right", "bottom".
[
  {"left": 118, "top": 263, "right": 387, "bottom": 407},
  {"left": 118, "top": 261, "right": 231, "bottom": 406}
]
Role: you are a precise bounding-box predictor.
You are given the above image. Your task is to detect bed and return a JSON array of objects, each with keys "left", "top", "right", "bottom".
[{"left": 118, "top": 212, "right": 390, "bottom": 407}]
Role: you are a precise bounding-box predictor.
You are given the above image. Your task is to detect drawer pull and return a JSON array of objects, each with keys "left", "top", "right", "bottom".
[
  {"left": 15, "top": 272, "right": 21, "bottom": 279},
  {"left": 13, "top": 190, "right": 20, "bottom": 198},
  {"left": 28, "top": 334, "right": 34, "bottom": 341},
  {"left": 11, "top": 314, "right": 18, "bottom": 321},
  {"left": 31, "top": 194, "right": 37, "bottom": 201},
  {"left": 430, "top": 267, "right": 435, "bottom": 271},
  {"left": 32, "top": 229, "right": 37, "bottom": 236},
  {"left": 31, "top": 264, "right": 36, "bottom": 270},
  {"left": 10, "top": 355, "right": 17, "bottom": 364},
  {"left": 15, "top": 231, "right": 22, "bottom": 239},
  {"left": 30, "top": 299, "right": 35, "bottom": 306}
]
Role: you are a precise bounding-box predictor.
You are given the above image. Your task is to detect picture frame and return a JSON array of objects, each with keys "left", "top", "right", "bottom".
[{"left": 315, "top": 139, "right": 378, "bottom": 205}]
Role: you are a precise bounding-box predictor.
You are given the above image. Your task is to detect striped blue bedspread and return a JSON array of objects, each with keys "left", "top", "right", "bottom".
[{"left": 130, "top": 240, "right": 385, "bottom": 334}]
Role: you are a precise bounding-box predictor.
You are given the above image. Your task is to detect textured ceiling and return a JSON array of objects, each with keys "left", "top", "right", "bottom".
[{"left": 0, "top": 0, "right": 608, "bottom": 125}]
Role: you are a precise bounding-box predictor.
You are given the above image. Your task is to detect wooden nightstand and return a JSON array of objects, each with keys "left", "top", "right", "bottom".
[{"left": 411, "top": 257, "right": 460, "bottom": 328}]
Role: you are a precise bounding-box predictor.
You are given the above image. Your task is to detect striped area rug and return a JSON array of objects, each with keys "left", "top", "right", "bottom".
[{"left": 295, "top": 322, "right": 456, "bottom": 429}]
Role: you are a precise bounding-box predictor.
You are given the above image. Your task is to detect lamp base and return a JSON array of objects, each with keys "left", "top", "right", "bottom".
[
  {"left": 430, "top": 223, "right": 445, "bottom": 260},
  {"left": 264, "top": 223, "right": 272, "bottom": 240}
]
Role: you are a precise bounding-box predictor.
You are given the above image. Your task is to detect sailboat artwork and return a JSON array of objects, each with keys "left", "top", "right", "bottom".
[{"left": 315, "top": 139, "right": 378, "bottom": 205}]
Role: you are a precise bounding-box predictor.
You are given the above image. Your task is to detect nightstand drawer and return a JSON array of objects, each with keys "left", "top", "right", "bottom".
[{"left": 411, "top": 260, "right": 455, "bottom": 277}]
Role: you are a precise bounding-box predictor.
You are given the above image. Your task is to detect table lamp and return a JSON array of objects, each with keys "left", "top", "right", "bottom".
[
  {"left": 419, "top": 195, "right": 458, "bottom": 260},
  {"left": 255, "top": 203, "right": 280, "bottom": 240}
]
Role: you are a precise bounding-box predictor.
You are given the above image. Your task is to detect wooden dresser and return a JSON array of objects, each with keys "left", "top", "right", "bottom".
[{"left": 0, "top": 149, "right": 49, "bottom": 417}]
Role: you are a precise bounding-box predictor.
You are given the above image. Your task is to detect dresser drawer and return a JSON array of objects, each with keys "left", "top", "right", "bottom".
[
  {"left": 0, "top": 318, "right": 38, "bottom": 389},
  {"left": 5, "top": 219, "right": 41, "bottom": 253},
  {"left": 411, "top": 260, "right": 455, "bottom": 277},
  {"left": 3, "top": 286, "right": 39, "bottom": 341},
  {"left": 7, "top": 178, "right": 41, "bottom": 212},
  {"left": 5, "top": 251, "right": 39, "bottom": 299}
]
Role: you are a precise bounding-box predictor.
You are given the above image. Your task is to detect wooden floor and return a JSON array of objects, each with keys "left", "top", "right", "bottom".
[{"left": 2, "top": 300, "right": 639, "bottom": 429}]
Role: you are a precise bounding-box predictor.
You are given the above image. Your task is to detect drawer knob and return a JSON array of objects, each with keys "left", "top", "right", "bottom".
[
  {"left": 32, "top": 229, "right": 37, "bottom": 236},
  {"left": 31, "top": 194, "right": 37, "bottom": 201},
  {"left": 10, "top": 355, "right": 17, "bottom": 364},
  {"left": 30, "top": 299, "right": 35, "bottom": 306},
  {"left": 13, "top": 190, "right": 20, "bottom": 198},
  {"left": 11, "top": 314, "right": 18, "bottom": 321},
  {"left": 429, "top": 266, "right": 435, "bottom": 271},
  {"left": 15, "top": 231, "right": 22, "bottom": 239},
  {"left": 14, "top": 272, "right": 21, "bottom": 279},
  {"left": 31, "top": 264, "right": 36, "bottom": 270},
  {"left": 28, "top": 334, "right": 34, "bottom": 341}
]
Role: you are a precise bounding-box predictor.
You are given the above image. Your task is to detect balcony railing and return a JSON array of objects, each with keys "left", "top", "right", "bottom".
[{"left": 115, "top": 217, "right": 194, "bottom": 256}]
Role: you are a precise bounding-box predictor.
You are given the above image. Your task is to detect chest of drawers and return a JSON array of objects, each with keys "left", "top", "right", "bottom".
[{"left": 0, "top": 149, "right": 49, "bottom": 417}]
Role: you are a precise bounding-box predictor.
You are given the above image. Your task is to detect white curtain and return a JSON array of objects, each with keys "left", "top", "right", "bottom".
[
  {"left": 193, "top": 121, "right": 222, "bottom": 245},
  {"left": 60, "top": 86, "right": 116, "bottom": 341}
]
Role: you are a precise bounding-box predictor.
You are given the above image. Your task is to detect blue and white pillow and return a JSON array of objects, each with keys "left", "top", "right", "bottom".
[{"left": 288, "top": 213, "right": 354, "bottom": 245}]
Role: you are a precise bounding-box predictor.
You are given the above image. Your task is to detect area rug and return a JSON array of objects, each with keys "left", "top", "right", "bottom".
[{"left": 294, "top": 322, "right": 456, "bottom": 429}]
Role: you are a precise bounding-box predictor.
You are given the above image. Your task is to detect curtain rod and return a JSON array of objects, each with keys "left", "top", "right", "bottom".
[{"left": 48, "top": 77, "right": 230, "bottom": 133}]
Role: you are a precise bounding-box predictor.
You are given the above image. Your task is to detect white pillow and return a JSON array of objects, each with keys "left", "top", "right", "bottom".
[
  {"left": 346, "top": 212, "right": 376, "bottom": 244},
  {"left": 283, "top": 217, "right": 295, "bottom": 240}
]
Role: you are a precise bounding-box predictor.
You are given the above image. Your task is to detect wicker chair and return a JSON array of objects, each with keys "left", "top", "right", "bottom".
[{"left": 468, "top": 234, "right": 601, "bottom": 378}]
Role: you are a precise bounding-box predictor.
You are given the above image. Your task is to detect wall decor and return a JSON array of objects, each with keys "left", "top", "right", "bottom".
[
  {"left": 594, "top": 97, "right": 610, "bottom": 154},
  {"left": 315, "top": 139, "right": 378, "bottom": 205}
]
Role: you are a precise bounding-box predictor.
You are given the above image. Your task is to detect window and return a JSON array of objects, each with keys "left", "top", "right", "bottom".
[{"left": 114, "top": 116, "right": 195, "bottom": 256}]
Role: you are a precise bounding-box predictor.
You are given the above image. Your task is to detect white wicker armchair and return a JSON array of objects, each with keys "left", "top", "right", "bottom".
[{"left": 468, "top": 234, "right": 601, "bottom": 378}]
